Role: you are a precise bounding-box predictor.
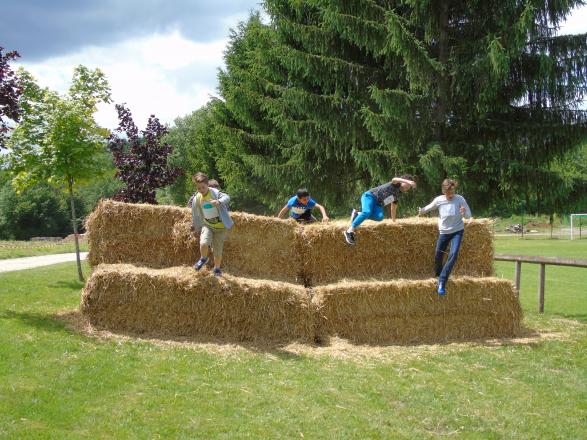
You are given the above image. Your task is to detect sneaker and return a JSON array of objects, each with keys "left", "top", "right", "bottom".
[
  {"left": 350, "top": 208, "right": 358, "bottom": 224},
  {"left": 343, "top": 230, "right": 356, "bottom": 245},
  {"left": 213, "top": 268, "right": 222, "bottom": 277},
  {"left": 437, "top": 281, "right": 446, "bottom": 296},
  {"left": 193, "top": 257, "right": 208, "bottom": 271}
]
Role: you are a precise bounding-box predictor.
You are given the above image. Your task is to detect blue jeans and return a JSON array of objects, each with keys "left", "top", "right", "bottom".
[
  {"left": 352, "top": 192, "right": 385, "bottom": 229},
  {"left": 435, "top": 229, "right": 464, "bottom": 283}
]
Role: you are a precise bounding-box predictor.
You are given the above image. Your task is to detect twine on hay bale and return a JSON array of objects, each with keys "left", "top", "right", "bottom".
[
  {"left": 81, "top": 264, "right": 314, "bottom": 342},
  {"left": 86, "top": 200, "right": 493, "bottom": 285},
  {"left": 312, "top": 277, "right": 522, "bottom": 344}
]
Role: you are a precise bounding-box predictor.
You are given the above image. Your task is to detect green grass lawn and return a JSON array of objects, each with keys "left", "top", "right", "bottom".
[
  {"left": 0, "top": 239, "right": 585, "bottom": 438},
  {"left": 494, "top": 237, "right": 587, "bottom": 321},
  {"left": 0, "top": 240, "right": 88, "bottom": 260}
]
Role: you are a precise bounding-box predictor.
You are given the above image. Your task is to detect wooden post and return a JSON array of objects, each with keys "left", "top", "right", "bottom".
[
  {"left": 538, "top": 263, "right": 545, "bottom": 313},
  {"left": 514, "top": 261, "right": 522, "bottom": 298}
]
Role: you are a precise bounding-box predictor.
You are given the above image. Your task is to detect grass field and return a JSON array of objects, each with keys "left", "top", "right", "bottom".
[
  {"left": 0, "top": 240, "right": 88, "bottom": 260},
  {"left": 0, "top": 238, "right": 585, "bottom": 438}
]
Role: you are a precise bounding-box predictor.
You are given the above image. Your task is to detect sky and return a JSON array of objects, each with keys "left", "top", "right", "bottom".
[{"left": 1, "top": 1, "right": 586, "bottom": 130}]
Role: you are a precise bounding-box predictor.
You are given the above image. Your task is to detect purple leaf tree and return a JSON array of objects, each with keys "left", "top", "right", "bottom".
[
  {"left": 109, "top": 104, "right": 183, "bottom": 204},
  {"left": 0, "top": 47, "right": 22, "bottom": 149}
]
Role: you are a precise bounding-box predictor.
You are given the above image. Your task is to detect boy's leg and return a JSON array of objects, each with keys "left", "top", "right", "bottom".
[
  {"left": 211, "top": 230, "right": 226, "bottom": 270},
  {"left": 439, "top": 230, "right": 464, "bottom": 283},
  {"left": 371, "top": 203, "right": 385, "bottom": 221},
  {"left": 434, "top": 233, "right": 451, "bottom": 277},
  {"left": 350, "top": 192, "right": 376, "bottom": 230},
  {"left": 200, "top": 226, "right": 212, "bottom": 259}
]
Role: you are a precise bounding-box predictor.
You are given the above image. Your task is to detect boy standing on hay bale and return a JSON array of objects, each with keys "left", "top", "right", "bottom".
[
  {"left": 277, "top": 188, "right": 330, "bottom": 223},
  {"left": 191, "top": 172, "right": 233, "bottom": 276},
  {"left": 418, "top": 178, "right": 472, "bottom": 295},
  {"left": 344, "top": 175, "right": 417, "bottom": 245}
]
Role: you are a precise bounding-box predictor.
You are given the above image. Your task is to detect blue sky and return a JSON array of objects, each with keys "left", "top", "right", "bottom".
[{"left": 1, "top": 1, "right": 585, "bottom": 129}]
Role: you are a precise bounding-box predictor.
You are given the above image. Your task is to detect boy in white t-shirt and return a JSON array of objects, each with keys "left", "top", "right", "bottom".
[{"left": 418, "top": 179, "right": 472, "bottom": 295}]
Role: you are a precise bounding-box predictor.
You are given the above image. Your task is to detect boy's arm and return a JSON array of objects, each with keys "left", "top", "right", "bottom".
[
  {"left": 418, "top": 198, "right": 438, "bottom": 215},
  {"left": 191, "top": 195, "right": 203, "bottom": 232},
  {"left": 459, "top": 196, "right": 472, "bottom": 219},
  {"left": 277, "top": 205, "right": 290, "bottom": 219},
  {"left": 391, "top": 203, "right": 398, "bottom": 221},
  {"left": 391, "top": 177, "right": 417, "bottom": 188},
  {"left": 216, "top": 191, "right": 230, "bottom": 207},
  {"left": 315, "top": 203, "right": 329, "bottom": 222}
]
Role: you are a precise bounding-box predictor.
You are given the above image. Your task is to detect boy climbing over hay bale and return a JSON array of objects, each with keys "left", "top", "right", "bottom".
[
  {"left": 344, "top": 175, "right": 417, "bottom": 245},
  {"left": 418, "top": 178, "right": 472, "bottom": 295},
  {"left": 191, "top": 172, "right": 233, "bottom": 276},
  {"left": 277, "top": 188, "right": 330, "bottom": 224}
]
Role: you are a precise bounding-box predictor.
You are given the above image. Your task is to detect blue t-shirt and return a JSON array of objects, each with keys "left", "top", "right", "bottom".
[{"left": 287, "top": 196, "right": 316, "bottom": 219}]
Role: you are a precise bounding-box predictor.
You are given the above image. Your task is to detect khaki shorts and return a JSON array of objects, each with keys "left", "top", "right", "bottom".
[{"left": 200, "top": 225, "right": 226, "bottom": 258}]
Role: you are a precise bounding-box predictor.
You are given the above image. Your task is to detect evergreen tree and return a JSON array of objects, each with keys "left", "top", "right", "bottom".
[{"left": 212, "top": 1, "right": 587, "bottom": 214}]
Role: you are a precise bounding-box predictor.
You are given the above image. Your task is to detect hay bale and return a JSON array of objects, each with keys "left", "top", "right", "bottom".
[
  {"left": 86, "top": 200, "right": 303, "bottom": 283},
  {"left": 312, "top": 277, "right": 521, "bottom": 344},
  {"left": 300, "top": 218, "right": 493, "bottom": 285},
  {"left": 81, "top": 264, "right": 314, "bottom": 342}
]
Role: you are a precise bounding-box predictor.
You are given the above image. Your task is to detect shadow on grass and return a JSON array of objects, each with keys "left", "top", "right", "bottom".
[
  {"left": 48, "top": 309, "right": 563, "bottom": 363},
  {"left": 49, "top": 280, "right": 85, "bottom": 291},
  {"left": 1, "top": 309, "right": 71, "bottom": 333}
]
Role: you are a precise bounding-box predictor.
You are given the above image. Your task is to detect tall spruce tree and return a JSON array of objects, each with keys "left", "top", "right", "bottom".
[{"left": 212, "top": 1, "right": 587, "bottom": 214}]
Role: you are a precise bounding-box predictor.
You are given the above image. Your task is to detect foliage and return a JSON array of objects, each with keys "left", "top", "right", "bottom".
[
  {"left": 207, "top": 1, "right": 587, "bottom": 215},
  {"left": 0, "top": 181, "right": 74, "bottom": 240},
  {"left": 0, "top": 47, "right": 22, "bottom": 149},
  {"left": 109, "top": 104, "right": 183, "bottom": 204},
  {"left": 5, "top": 65, "right": 111, "bottom": 280}
]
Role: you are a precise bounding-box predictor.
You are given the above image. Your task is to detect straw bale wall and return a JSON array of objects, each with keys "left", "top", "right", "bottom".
[
  {"left": 86, "top": 200, "right": 493, "bottom": 285},
  {"left": 81, "top": 264, "right": 314, "bottom": 342},
  {"left": 312, "top": 277, "right": 521, "bottom": 344}
]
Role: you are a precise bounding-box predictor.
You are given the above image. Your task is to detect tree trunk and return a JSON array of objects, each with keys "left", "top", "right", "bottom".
[{"left": 68, "top": 176, "right": 84, "bottom": 282}]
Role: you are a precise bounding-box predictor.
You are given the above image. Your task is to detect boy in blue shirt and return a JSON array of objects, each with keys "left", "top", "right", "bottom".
[{"left": 277, "top": 188, "right": 330, "bottom": 223}]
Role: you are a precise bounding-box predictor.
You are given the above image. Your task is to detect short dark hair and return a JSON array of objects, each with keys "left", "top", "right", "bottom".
[
  {"left": 192, "top": 172, "right": 208, "bottom": 184},
  {"left": 296, "top": 188, "right": 310, "bottom": 198}
]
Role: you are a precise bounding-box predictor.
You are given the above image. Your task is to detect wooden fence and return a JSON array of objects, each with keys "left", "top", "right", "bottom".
[{"left": 494, "top": 254, "right": 587, "bottom": 313}]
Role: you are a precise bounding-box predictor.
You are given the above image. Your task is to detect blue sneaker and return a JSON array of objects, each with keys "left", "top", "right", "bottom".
[
  {"left": 213, "top": 267, "right": 222, "bottom": 277},
  {"left": 193, "top": 257, "right": 208, "bottom": 271},
  {"left": 437, "top": 281, "right": 446, "bottom": 296}
]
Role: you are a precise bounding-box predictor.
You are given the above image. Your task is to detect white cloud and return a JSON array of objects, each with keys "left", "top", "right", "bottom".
[
  {"left": 558, "top": 6, "right": 587, "bottom": 35},
  {"left": 20, "top": 30, "right": 227, "bottom": 130}
]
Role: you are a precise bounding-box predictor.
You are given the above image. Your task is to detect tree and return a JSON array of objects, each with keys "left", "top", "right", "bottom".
[
  {"left": 108, "top": 104, "right": 183, "bottom": 204},
  {"left": 210, "top": 1, "right": 587, "bottom": 215},
  {"left": 6, "top": 66, "right": 111, "bottom": 281},
  {"left": 160, "top": 103, "right": 220, "bottom": 205},
  {"left": 0, "top": 181, "right": 75, "bottom": 240},
  {"left": 0, "top": 47, "right": 22, "bottom": 149}
]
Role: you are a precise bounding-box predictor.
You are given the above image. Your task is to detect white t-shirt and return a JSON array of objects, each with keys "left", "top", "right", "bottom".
[{"left": 419, "top": 194, "right": 472, "bottom": 234}]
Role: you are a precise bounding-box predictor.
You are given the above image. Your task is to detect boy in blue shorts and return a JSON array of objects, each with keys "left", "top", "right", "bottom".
[{"left": 277, "top": 188, "right": 330, "bottom": 223}]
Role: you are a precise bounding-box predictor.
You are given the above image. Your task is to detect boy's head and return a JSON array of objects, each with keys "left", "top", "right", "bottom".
[
  {"left": 192, "top": 172, "right": 209, "bottom": 195},
  {"left": 399, "top": 174, "right": 416, "bottom": 192},
  {"left": 208, "top": 179, "right": 220, "bottom": 190},
  {"left": 442, "top": 178, "right": 458, "bottom": 200},
  {"left": 296, "top": 188, "right": 310, "bottom": 204}
]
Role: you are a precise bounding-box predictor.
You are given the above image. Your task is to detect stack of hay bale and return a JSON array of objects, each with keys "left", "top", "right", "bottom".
[{"left": 81, "top": 200, "right": 521, "bottom": 344}]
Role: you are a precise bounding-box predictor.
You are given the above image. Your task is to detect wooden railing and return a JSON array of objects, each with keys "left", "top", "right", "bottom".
[{"left": 494, "top": 254, "right": 587, "bottom": 313}]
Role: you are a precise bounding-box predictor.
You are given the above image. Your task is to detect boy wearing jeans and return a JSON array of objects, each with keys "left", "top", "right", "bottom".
[{"left": 192, "top": 172, "right": 233, "bottom": 276}]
